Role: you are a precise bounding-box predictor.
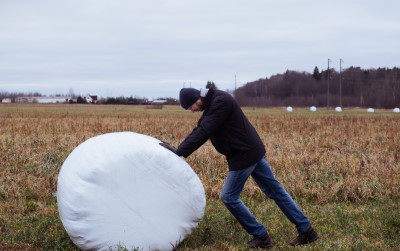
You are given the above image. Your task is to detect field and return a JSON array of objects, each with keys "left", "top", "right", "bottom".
[{"left": 0, "top": 104, "right": 399, "bottom": 250}]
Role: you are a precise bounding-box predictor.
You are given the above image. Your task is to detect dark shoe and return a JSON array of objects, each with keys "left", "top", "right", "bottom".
[
  {"left": 248, "top": 232, "right": 273, "bottom": 249},
  {"left": 289, "top": 226, "right": 319, "bottom": 246}
]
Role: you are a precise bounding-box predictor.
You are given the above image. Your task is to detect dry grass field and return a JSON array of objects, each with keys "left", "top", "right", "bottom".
[{"left": 0, "top": 104, "right": 399, "bottom": 250}]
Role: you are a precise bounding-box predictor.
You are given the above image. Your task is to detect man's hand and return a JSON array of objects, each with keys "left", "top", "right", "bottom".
[{"left": 159, "top": 141, "right": 178, "bottom": 155}]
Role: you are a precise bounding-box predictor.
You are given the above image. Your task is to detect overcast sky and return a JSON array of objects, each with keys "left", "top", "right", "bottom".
[{"left": 1, "top": 0, "right": 399, "bottom": 99}]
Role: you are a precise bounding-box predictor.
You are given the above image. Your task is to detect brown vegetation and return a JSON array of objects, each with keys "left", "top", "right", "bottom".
[{"left": 1, "top": 105, "right": 398, "bottom": 206}]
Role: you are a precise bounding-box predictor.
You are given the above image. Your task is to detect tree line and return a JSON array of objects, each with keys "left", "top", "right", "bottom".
[
  {"left": 2, "top": 66, "right": 399, "bottom": 108},
  {"left": 234, "top": 66, "right": 400, "bottom": 108}
]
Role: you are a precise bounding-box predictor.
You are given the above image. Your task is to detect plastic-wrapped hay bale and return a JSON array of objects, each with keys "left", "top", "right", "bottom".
[
  {"left": 310, "top": 106, "right": 317, "bottom": 112},
  {"left": 393, "top": 108, "right": 399, "bottom": 113},
  {"left": 335, "top": 107, "right": 342, "bottom": 112},
  {"left": 57, "top": 132, "right": 206, "bottom": 251},
  {"left": 367, "top": 108, "right": 375, "bottom": 113},
  {"left": 286, "top": 106, "right": 293, "bottom": 112}
]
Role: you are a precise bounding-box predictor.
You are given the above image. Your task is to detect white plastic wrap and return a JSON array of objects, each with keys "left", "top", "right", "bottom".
[{"left": 57, "top": 132, "right": 206, "bottom": 251}]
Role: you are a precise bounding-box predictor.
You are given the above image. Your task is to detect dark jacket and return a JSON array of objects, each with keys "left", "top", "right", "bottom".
[{"left": 176, "top": 89, "right": 266, "bottom": 171}]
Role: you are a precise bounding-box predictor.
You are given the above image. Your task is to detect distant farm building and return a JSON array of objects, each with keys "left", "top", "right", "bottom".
[
  {"left": 147, "top": 99, "right": 167, "bottom": 109},
  {"left": 152, "top": 99, "right": 167, "bottom": 105},
  {"left": 85, "top": 95, "right": 98, "bottom": 104},
  {"left": 15, "top": 96, "right": 72, "bottom": 104},
  {"left": 1, "top": 98, "right": 12, "bottom": 103}
]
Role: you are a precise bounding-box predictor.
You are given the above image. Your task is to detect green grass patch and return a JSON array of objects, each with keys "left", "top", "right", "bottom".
[
  {"left": 2, "top": 198, "right": 398, "bottom": 250},
  {"left": 177, "top": 198, "right": 400, "bottom": 250}
]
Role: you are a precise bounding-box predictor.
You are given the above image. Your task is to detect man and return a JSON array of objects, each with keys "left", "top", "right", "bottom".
[{"left": 160, "top": 83, "right": 318, "bottom": 249}]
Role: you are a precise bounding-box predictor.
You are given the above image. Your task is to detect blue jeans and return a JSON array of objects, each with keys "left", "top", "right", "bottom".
[{"left": 220, "top": 157, "right": 311, "bottom": 236}]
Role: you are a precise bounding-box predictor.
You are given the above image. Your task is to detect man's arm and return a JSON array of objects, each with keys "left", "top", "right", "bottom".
[{"left": 176, "top": 96, "right": 232, "bottom": 157}]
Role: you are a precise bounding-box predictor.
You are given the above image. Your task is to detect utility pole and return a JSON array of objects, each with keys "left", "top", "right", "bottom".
[
  {"left": 340, "top": 59, "right": 344, "bottom": 107},
  {"left": 327, "top": 58, "right": 332, "bottom": 109}
]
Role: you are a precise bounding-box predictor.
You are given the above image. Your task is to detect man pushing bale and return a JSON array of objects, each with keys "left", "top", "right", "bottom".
[{"left": 160, "top": 82, "right": 319, "bottom": 249}]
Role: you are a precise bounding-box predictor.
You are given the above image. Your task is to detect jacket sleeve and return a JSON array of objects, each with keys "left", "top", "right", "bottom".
[{"left": 176, "top": 96, "right": 232, "bottom": 157}]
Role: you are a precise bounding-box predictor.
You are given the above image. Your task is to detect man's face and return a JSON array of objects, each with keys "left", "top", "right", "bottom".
[{"left": 190, "top": 98, "right": 203, "bottom": 112}]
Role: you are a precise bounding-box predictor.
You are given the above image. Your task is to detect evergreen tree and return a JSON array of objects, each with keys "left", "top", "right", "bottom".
[
  {"left": 77, "top": 96, "right": 86, "bottom": 104},
  {"left": 312, "top": 66, "right": 321, "bottom": 81}
]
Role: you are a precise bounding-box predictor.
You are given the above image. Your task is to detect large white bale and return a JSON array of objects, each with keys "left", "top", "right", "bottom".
[
  {"left": 310, "top": 106, "right": 317, "bottom": 112},
  {"left": 367, "top": 108, "right": 375, "bottom": 113},
  {"left": 335, "top": 107, "right": 342, "bottom": 112},
  {"left": 393, "top": 107, "right": 400, "bottom": 113},
  {"left": 286, "top": 106, "right": 293, "bottom": 112},
  {"left": 57, "top": 132, "right": 206, "bottom": 251}
]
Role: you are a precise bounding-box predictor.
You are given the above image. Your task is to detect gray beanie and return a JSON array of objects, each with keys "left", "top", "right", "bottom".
[{"left": 179, "top": 88, "right": 200, "bottom": 109}]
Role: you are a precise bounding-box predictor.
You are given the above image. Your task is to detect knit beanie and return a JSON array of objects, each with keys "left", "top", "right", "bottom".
[{"left": 179, "top": 88, "right": 200, "bottom": 109}]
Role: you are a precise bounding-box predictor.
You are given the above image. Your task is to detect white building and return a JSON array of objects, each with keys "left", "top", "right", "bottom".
[
  {"left": 85, "top": 95, "right": 98, "bottom": 104},
  {"left": 1, "top": 98, "right": 12, "bottom": 103},
  {"left": 15, "top": 96, "right": 72, "bottom": 104},
  {"left": 152, "top": 99, "right": 167, "bottom": 105}
]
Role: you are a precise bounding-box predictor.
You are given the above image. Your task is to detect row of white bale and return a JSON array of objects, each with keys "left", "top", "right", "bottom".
[{"left": 286, "top": 106, "right": 400, "bottom": 113}]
